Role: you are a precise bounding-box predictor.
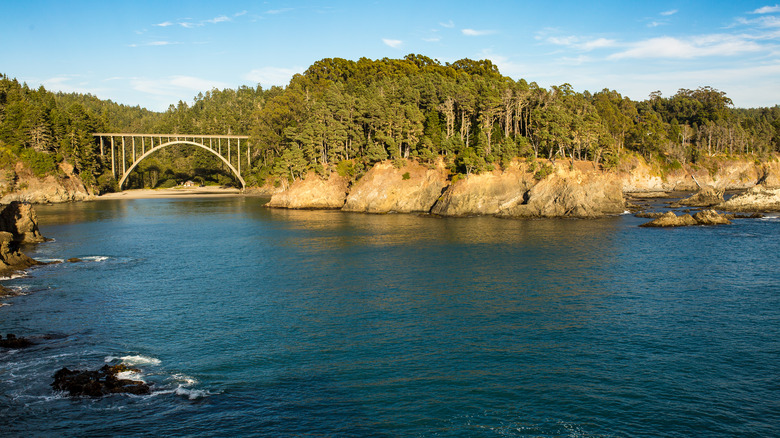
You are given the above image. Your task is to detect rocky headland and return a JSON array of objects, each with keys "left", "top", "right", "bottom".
[{"left": 266, "top": 154, "right": 780, "bottom": 219}]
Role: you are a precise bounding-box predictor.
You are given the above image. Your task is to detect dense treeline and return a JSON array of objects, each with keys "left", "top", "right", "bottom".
[{"left": 2, "top": 55, "right": 780, "bottom": 192}]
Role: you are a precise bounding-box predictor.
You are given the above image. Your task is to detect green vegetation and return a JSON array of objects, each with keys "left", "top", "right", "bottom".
[{"left": 2, "top": 55, "right": 780, "bottom": 193}]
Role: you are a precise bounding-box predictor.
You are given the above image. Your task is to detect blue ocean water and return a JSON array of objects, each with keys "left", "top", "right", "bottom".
[{"left": 1, "top": 197, "right": 779, "bottom": 437}]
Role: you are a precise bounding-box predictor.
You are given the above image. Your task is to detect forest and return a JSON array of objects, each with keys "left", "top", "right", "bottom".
[{"left": 1, "top": 54, "right": 779, "bottom": 192}]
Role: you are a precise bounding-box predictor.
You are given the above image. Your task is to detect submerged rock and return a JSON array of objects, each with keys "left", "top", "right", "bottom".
[
  {"left": 52, "top": 364, "right": 151, "bottom": 397},
  {"left": 639, "top": 210, "right": 731, "bottom": 227},
  {"left": 0, "top": 333, "right": 34, "bottom": 348},
  {"left": 670, "top": 186, "right": 724, "bottom": 208}
]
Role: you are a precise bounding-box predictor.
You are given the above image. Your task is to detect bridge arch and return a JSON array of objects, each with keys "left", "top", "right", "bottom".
[{"left": 118, "top": 140, "right": 246, "bottom": 189}]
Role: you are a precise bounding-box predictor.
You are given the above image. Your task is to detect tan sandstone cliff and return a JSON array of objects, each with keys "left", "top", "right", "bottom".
[
  {"left": 0, "top": 162, "right": 94, "bottom": 204},
  {"left": 266, "top": 172, "right": 349, "bottom": 209},
  {"left": 342, "top": 160, "right": 448, "bottom": 213}
]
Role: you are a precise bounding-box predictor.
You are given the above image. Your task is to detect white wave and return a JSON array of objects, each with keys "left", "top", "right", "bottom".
[
  {"left": 82, "top": 256, "right": 110, "bottom": 262},
  {"left": 36, "top": 258, "right": 64, "bottom": 263},
  {"left": 115, "top": 370, "right": 146, "bottom": 382},
  {"left": 171, "top": 373, "right": 198, "bottom": 386},
  {"left": 0, "top": 272, "right": 27, "bottom": 280},
  {"left": 105, "top": 354, "right": 162, "bottom": 366},
  {"left": 622, "top": 210, "right": 631, "bottom": 215},
  {"left": 174, "top": 386, "right": 210, "bottom": 400}
]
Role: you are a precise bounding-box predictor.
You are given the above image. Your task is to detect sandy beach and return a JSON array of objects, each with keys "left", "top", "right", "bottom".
[{"left": 98, "top": 186, "right": 245, "bottom": 200}]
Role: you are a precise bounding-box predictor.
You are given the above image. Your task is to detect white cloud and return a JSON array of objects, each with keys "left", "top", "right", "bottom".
[
  {"left": 462, "top": 28, "right": 496, "bottom": 36},
  {"left": 609, "top": 35, "right": 762, "bottom": 59},
  {"left": 660, "top": 9, "right": 678, "bottom": 16},
  {"left": 155, "top": 21, "right": 173, "bottom": 27},
  {"left": 546, "top": 36, "right": 616, "bottom": 51},
  {"left": 440, "top": 20, "right": 454, "bottom": 28},
  {"left": 205, "top": 15, "right": 230, "bottom": 24},
  {"left": 234, "top": 10, "right": 248, "bottom": 17},
  {"left": 752, "top": 4, "right": 780, "bottom": 14},
  {"left": 129, "top": 41, "right": 181, "bottom": 47},
  {"left": 423, "top": 37, "right": 441, "bottom": 42},
  {"left": 179, "top": 22, "right": 201, "bottom": 28},
  {"left": 266, "top": 8, "right": 293, "bottom": 14},
  {"left": 382, "top": 38, "right": 403, "bottom": 48},
  {"left": 244, "top": 67, "right": 302, "bottom": 87}
]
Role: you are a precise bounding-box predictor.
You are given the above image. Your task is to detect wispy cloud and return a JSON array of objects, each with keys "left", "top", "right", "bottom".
[
  {"left": 234, "top": 10, "right": 248, "bottom": 17},
  {"left": 244, "top": 67, "right": 302, "bottom": 87},
  {"left": 205, "top": 15, "right": 230, "bottom": 24},
  {"left": 423, "top": 37, "right": 441, "bottom": 43},
  {"left": 546, "top": 35, "right": 617, "bottom": 51},
  {"left": 609, "top": 35, "right": 762, "bottom": 59},
  {"left": 462, "top": 28, "right": 496, "bottom": 36},
  {"left": 660, "top": 9, "right": 678, "bottom": 16},
  {"left": 752, "top": 4, "right": 780, "bottom": 14},
  {"left": 129, "top": 41, "right": 181, "bottom": 47},
  {"left": 440, "top": 20, "right": 454, "bottom": 28},
  {"left": 131, "top": 75, "right": 228, "bottom": 96},
  {"left": 382, "top": 38, "right": 403, "bottom": 48},
  {"left": 155, "top": 21, "right": 174, "bottom": 27},
  {"left": 266, "top": 8, "right": 293, "bottom": 15}
]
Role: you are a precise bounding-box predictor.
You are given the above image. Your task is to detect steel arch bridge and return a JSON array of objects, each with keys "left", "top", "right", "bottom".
[{"left": 92, "top": 133, "right": 250, "bottom": 189}]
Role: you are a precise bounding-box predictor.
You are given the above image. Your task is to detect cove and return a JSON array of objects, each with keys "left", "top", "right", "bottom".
[{"left": 1, "top": 197, "right": 779, "bottom": 437}]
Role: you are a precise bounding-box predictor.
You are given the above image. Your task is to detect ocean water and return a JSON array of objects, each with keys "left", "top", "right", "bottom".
[{"left": 1, "top": 197, "right": 779, "bottom": 437}]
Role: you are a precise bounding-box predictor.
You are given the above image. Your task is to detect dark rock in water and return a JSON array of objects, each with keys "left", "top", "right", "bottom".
[
  {"left": 0, "top": 333, "right": 34, "bottom": 348},
  {"left": 67, "top": 257, "right": 83, "bottom": 263},
  {"left": 640, "top": 210, "right": 731, "bottom": 227},
  {"left": 635, "top": 212, "right": 666, "bottom": 219},
  {"left": 725, "top": 213, "right": 765, "bottom": 219},
  {"left": 52, "top": 364, "right": 151, "bottom": 397}
]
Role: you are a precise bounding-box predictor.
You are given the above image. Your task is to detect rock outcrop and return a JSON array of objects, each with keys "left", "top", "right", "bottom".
[
  {"left": 0, "top": 202, "right": 43, "bottom": 275},
  {"left": 431, "top": 165, "right": 533, "bottom": 216},
  {"left": 342, "top": 160, "right": 448, "bottom": 213},
  {"left": 496, "top": 171, "right": 625, "bottom": 219},
  {"left": 670, "top": 186, "right": 724, "bottom": 208},
  {"left": 0, "top": 162, "right": 93, "bottom": 204},
  {"left": 0, "top": 201, "right": 45, "bottom": 243},
  {"left": 267, "top": 172, "right": 349, "bottom": 209},
  {"left": 52, "top": 364, "right": 151, "bottom": 397},
  {"left": 639, "top": 210, "right": 731, "bottom": 227},
  {"left": 717, "top": 186, "right": 780, "bottom": 212}
]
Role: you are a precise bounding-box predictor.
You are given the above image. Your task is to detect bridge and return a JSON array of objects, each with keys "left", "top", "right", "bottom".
[{"left": 92, "top": 133, "right": 251, "bottom": 190}]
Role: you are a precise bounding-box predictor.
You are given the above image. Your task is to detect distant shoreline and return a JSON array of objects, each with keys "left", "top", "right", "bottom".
[{"left": 97, "top": 186, "right": 245, "bottom": 200}]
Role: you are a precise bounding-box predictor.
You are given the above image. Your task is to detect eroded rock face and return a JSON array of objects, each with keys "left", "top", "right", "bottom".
[
  {"left": 497, "top": 173, "right": 625, "bottom": 218},
  {"left": 0, "top": 201, "right": 45, "bottom": 243},
  {"left": 431, "top": 167, "right": 533, "bottom": 216},
  {"left": 52, "top": 364, "right": 151, "bottom": 397},
  {"left": 0, "top": 162, "right": 93, "bottom": 204},
  {"left": 343, "top": 160, "right": 448, "bottom": 213},
  {"left": 267, "top": 173, "right": 349, "bottom": 209},
  {"left": 0, "top": 231, "right": 38, "bottom": 273},
  {"left": 670, "top": 186, "right": 724, "bottom": 208},
  {"left": 639, "top": 210, "right": 731, "bottom": 227},
  {"left": 718, "top": 186, "right": 780, "bottom": 212}
]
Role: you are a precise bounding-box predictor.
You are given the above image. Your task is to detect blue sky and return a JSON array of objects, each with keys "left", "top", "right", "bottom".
[{"left": 3, "top": 1, "right": 780, "bottom": 111}]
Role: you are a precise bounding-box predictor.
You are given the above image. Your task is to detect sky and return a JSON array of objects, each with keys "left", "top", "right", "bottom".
[{"left": 2, "top": 0, "right": 780, "bottom": 111}]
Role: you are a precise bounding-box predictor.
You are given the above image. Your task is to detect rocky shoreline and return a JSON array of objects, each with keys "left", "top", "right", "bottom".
[{"left": 264, "top": 155, "right": 780, "bottom": 219}]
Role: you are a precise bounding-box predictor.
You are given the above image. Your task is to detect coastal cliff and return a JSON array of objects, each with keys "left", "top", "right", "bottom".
[
  {"left": 266, "top": 172, "right": 348, "bottom": 209},
  {"left": 0, "top": 162, "right": 94, "bottom": 204},
  {"left": 0, "top": 201, "right": 43, "bottom": 281},
  {"left": 342, "top": 160, "right": 448, "bottom": 213},
  {"left": 264, "top": 154, "right": 780, "bottom": 217}
]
